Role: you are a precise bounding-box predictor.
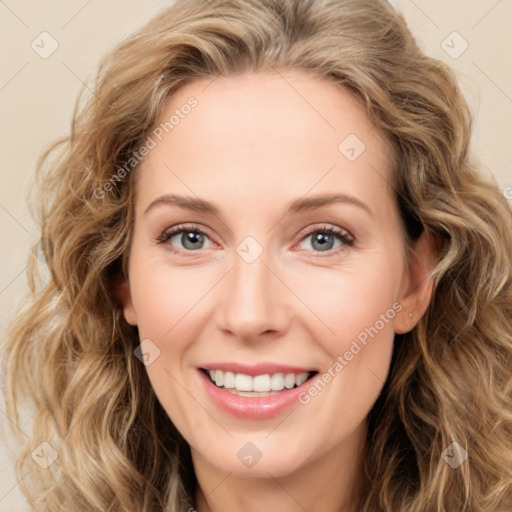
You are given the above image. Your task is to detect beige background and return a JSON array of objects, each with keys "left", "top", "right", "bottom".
[{"left": 1, "top": 1, "right": 511, "bottom": 509}]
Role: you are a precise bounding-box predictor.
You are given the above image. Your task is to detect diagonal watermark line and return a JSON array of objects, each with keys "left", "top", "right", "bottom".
[
  {"left": 61, "top": 0, "right": 93, "bottom": 29},
  {"left": 406, "top": 0, "right": 439, "bottom": 28},
  {"left": 368, "top": 162, "right": 398, "bottom": 196},
  {"left": 264, "top": 265, "right": 336, "bottom": 335},
  {"left": 0, "top": 0, "right": 29, "bottom": 28},
  {"left": 472, "top": 61, "right": 512, "bottom": 105},
  {"left": 194, "top": 470, "right": 233, "bottom": 510},
  {"left": 0, "top": 203, "right": 30, "bottom": 233},
  {"left": 204, "top": 471, "right": 232, "bottom": 498},
  {"left": 0, "top": 62, "right": 29, "bottom": 92},
  {"left": 201, "top": 74, "right": 219, "bottom": 92},
  {"left": 163, "top": 368, "right": 234, "bottom": 438},
  {"left": 368, "top": 367, "right": 386, "bottom": 385},
  {"left": 0, "top": 472, "right": 28, "bottom": 504},
  {"left": 0, "top": 266, "right": 26, "bottom": 296},
  {"left": 266, "top": 472, "right": 310, "bottom": 511},
  {"left": 471, "top": 0, "right": 503, "bottom": 30},
  {"left": 269, "top": 64, "right": 336, "bottom": 131},
  {"left": 204, "top": 471, "right": 233, "bottom": 498},
  {"left": 60, "top": 60, "right": 96, "bottom": 90},
  {"left": 60, "top": 61, "right": 125, "bottom": 123},
  {"left": 265, "top": 409, "right": 294, "bottom": 438},
  {"left": 0, "top": 409, "right": 29, "bottom": 439},
  {"left": 164, "top": 267, "right": 234, "bottom": 336}
]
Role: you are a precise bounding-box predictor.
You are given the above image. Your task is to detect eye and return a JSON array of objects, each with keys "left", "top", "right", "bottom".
[
  {"left": 156, "top": 224, "right": 214, "bottom": 252},
  {"left": 156, "top": 223, "right": 355, "bottom": 255},
  {"left": 297, "top": 225, "right": 354, "bottom": 255}
]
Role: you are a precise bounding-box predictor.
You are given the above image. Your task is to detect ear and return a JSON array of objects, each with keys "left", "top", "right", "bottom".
[
  {"left": 116, "top": 274, "right": 138, "bottom": 326},
  {"left": 394, "top": 230, "right": 439, "bottom": 334}
]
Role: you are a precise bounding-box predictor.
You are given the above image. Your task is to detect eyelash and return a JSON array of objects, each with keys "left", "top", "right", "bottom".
[{"left": 156, "top": 223, "right": 355, "bottom": 257}]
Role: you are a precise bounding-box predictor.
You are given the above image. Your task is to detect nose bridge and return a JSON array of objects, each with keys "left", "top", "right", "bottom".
[{"left": 216, "top": 244, "right": 288, "bottom": 339}]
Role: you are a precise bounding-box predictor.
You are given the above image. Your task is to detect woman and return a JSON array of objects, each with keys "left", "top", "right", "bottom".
[{"left": 3, "top": 0, "right": 512, "bottom": 510}]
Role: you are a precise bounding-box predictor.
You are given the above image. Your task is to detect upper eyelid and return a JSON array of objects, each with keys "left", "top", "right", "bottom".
[{"left": 297, "top": 224, "right": 352, "bottom": 241}]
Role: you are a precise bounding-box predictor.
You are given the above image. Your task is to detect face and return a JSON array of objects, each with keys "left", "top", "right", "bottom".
[{"left": 120, "top": 70, "right": 434, "bottom": 479}]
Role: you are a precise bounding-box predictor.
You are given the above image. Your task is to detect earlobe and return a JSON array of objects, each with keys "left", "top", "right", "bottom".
[
  {"left": 117, "top": 277, "right": 138, "bottom": 326},
  {"left": 394, "top": 231, "right": 439, "bottom": 334}
]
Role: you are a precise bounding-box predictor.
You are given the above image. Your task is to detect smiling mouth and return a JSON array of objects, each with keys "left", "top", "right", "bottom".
[{"left": 201, "top": 368, "right": 318, "bottom": 396}]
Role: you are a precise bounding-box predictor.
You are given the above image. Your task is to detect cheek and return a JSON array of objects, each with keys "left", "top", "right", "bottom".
[
  {"left": 128, "top": 247, "right": 218, "bottom": 341},
  {"left": 126, "top": 251, "right": 213, "bottom": 437},
  {"left": 292, "top": 267, "right": 399, "bottom": 436},
  {"left": 288, "top": 251, "right": 402, "bottom": 416},
  {"left": 291, "top": 255, "right": 402, "bottom": 353}
]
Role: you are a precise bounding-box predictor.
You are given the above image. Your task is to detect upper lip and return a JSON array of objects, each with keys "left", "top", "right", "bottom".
[{"left": 199, "top": 362, "right": 317, "bottom": 376}]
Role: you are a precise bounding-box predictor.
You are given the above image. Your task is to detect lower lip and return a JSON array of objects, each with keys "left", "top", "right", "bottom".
[{"left": 198, "top": 369, "right": 316, "bottom": 419}]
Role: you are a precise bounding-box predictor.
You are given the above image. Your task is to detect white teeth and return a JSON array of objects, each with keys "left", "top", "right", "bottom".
[
  {"left": 205, "top": 369, "right": 311, "bottom": 392},
  {"left": 270, "top": 373, "right": 285, "bottom": 391},
  {"left": 252, "top": 374, "right": 271, "bottom": 392},
  {"left": 234, "top": 373, "right": 253, "bottom": 391},
  {"left": 284, "top": 373, "right": 296, "bottom": 389},
  {"left": 214, "top": 369, "right": 223, "bottom": 387},
  {"left": 295, "top": 373, "right": 308, "bottom": 386},
  {"left": 223, "top": 371, "right": 235, "bottom": 389}
]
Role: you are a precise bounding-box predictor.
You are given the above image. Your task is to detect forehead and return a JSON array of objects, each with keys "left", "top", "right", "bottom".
[{"left": 135, "top": 70, "right": 396, "bottom": 219}]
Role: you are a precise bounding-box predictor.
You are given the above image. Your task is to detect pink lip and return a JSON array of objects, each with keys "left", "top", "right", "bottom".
[
  {"left": 200, "top": 362, "right": 315, "bottom": 376},
  {"left": 197, "top": 368, "right": 318, "bottom": 420}
]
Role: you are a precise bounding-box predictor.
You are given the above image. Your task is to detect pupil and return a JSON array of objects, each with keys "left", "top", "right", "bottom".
[
  {"left": 313, "top": 233, "right": 333, "bottom": 251},
  {"left": 184, "top": 231, "right": 203, "bottom": 249}
]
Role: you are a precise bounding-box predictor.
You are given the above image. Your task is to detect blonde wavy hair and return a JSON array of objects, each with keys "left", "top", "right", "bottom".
[{"left": 3, "top": 0, "right": 512, "bottom": 510}]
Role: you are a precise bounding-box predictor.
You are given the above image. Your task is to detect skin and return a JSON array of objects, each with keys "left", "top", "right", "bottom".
[{"left": 119, "top": 70, "right": 437, "bottom": 512}]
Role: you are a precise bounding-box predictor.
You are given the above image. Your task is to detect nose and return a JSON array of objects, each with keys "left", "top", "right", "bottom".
[{"left": 215, "top": 251, "right": 290, "bottom": 342}]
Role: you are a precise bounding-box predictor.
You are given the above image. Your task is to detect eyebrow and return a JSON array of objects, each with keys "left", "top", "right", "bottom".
[{"left": 144, "top": 192, "right": 373, "bottom": 218}]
